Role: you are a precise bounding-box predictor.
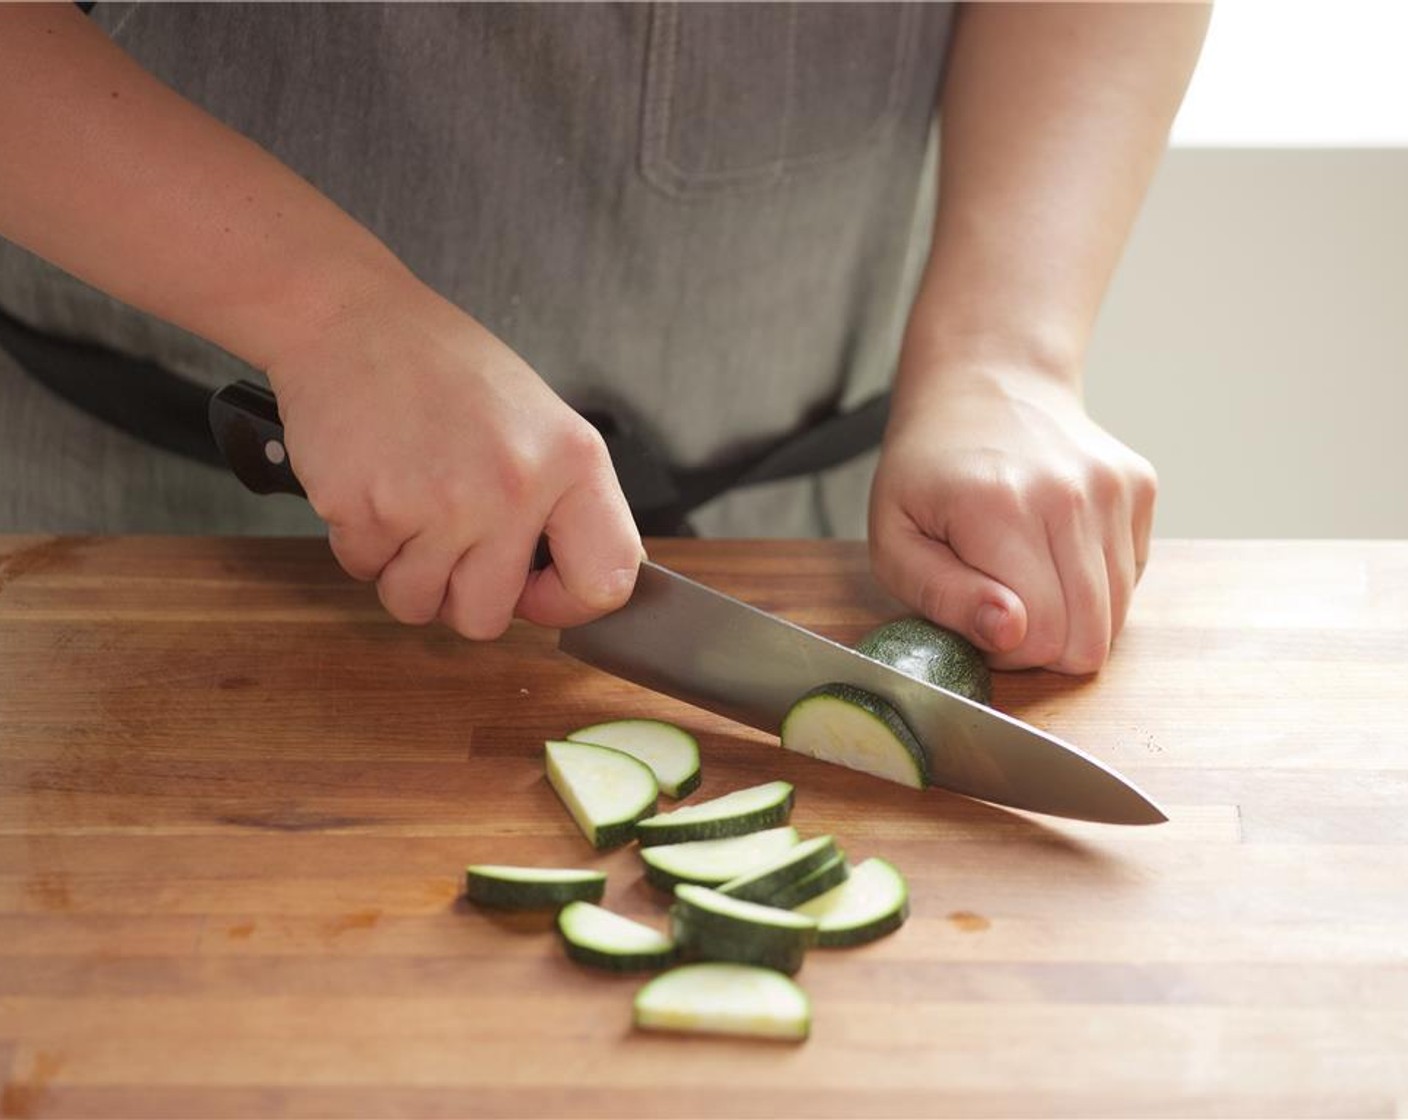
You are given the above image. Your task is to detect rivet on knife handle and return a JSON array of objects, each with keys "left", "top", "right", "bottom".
[{"left": 208, "top": 379, "right": 305, "bottom": 498}]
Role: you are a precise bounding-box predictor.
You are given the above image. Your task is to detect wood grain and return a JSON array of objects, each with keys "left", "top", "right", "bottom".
[{"left": 1, "top": 535, "right": 1406, "bottom": 1118}]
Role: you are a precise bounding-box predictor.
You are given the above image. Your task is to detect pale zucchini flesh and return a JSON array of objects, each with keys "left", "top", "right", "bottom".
[
  {"left": 557, "top": 901, "right": 677, "bottom": 972},
  {"left": 545, "top": 739, "right": 659, "bottom": 850},
  {"left": 636, "top": 780, "right": 795, "bottom": 847},
  {"left": 780, "top": 685, "right": 929, "bottom": 789},
  {"left": 633, "top": 963, "right": 810, "bottom": 1041},
  {"left": 567, "top": 719, "right": 702, "bottom": 799},
  {"left": 465, "top": 865, "right": 607, "bottom": 910},
  {"left": 794, "top": 856, "right": 909, "bottom": 947},
  {"left": 639, "top": 826, "right": 801, "bottom": 891}
]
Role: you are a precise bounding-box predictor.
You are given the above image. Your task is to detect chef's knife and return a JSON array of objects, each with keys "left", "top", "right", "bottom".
[{"left": 210, "top": 379, "right": 1167, "bottom": 826}]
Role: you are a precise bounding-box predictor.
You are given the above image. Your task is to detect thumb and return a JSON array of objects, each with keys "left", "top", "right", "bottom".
[
  {"left": 515, "top": 474, "right": 642, "bottom": 630},
  {"left": 878, "top": 529, "right": 1028, "bottom": 655}
]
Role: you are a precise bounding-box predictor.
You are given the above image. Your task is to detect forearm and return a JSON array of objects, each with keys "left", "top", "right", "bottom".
[
  {"left": 0, "top": 3, "right": 408, "bottom": 368},
  {"left": 901, "top": 1, "right": 1210, "bottom": 403}
]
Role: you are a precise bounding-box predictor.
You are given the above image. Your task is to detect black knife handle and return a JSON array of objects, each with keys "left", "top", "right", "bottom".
[
  {"left": 208, "top": 380, "right": 552, "bottom": 570},
  {"left": 208, "top": 380, "right": 305, "bottom": 498}
]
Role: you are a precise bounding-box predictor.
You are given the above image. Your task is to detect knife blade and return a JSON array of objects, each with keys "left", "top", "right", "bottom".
[
  {"left": 560, "top": 560, "right": 1167, "bottom": 826},
  {"left": 208, "top": 379, "right": 1165, "bottom": 825}
]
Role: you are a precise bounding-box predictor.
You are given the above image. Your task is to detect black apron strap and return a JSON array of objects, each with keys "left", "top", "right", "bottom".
[
  {"left": 0, "top": 306, "right": 890, "bottom": 535},
  {"left": 0, "top": 305, "right": 226, "bottom": 468}
]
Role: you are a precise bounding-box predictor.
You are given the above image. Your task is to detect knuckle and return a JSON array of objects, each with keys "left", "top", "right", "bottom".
[
  {"left": 967, "top": 469, "right": 1025, "bottom": 521},
  {"left": 1041, "top": 475, "right": 1089, "bottom": 522},
  {"left": 1059, "top": 643, "right": 1109, "bottom": 676},
  {"left": 1130, "top": 457, "right": 1160, "bottom": 506},
  {"left": 1022, "top": 631, "right": 1067, "bottom": 669},
  {"left": 454, "top": 612, "right": 512, "bottom": 642},
  {"left": 915, "top": 572, "right": 954, "bottom": 627},
  {"left": 1084, "top": 460, "right": 1124, "bottom": 507},
  {"left": 489, "top": 450, "right": 537, "bottom": 508},
  {"left": 377, "top": 577, "right": 439, "bottom": 627},
  {"left": 559, "top": 419, "right": 612, "bottom": 473},
  {"left": 363, "top": 477, "right": 410, "bottom": 532}
]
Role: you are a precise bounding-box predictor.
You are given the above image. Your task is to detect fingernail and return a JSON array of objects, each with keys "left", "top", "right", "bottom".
[{"left": 975, "top": 603, "right": 1007, "bottom": 648}]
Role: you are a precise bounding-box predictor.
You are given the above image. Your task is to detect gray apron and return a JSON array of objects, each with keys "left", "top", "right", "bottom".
[{"left": 0, "top": 2, "right": 951, "bottom": 537}]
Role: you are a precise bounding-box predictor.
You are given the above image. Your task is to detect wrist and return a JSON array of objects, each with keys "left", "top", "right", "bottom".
[{"left": 892, "top": 327, "right": 1085, "bottom": 423}]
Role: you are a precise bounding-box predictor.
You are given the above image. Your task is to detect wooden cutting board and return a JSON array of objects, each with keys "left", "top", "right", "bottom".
[{"left": 0, "top": 535, "right": 1405, "bottom": 1118}]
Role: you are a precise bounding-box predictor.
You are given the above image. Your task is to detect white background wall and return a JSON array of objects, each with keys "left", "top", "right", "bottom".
[{"left": 1084, "top": 2, "right": 1408, "bottom": 539}]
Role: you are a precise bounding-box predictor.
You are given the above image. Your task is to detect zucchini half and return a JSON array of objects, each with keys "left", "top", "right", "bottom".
[
  {"left": 639, "top": 827, "right": 802, "bottom": 892},
  {"left": 567, "top": 718, "right": 702, "bottom": 799},
  {"left": 635, "top": 780, "right": 794, "bottom": 847},
  {"left": 465, "top": 865, "right": 607, "bottom": 910},
  {"left": 633, "top": 963, "right": 811, "bottom": 1042},
  {"left": 545, "top": 739, "right": 659, "bottom": 850},
  {"left": 557, "top": 902, "right": 677, "bottom": 972},
  {"left": 794, "top": 856, "right": 910, "bottom": 948}
]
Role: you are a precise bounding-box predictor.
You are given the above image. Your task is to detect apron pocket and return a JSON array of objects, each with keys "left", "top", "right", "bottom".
[{"left": 640, "top": 2, "right": 920, "bottom": 199}]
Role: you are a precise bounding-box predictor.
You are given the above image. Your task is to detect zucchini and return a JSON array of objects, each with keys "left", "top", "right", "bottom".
[
  {"left": 544, "top": 739, "right": 659, "bottom": 850},
  {"left": 465, "top": 864, "right": 606, "bottom": 910},
  {"left": 636, "top": 780, "right": 794, "bottom": 847},
  {"left": 567, "top": 718, "right": 702, "bottom": 799},
  {"left": 639, "top": 826, "right": 801, "bottom": 892},
  {"left": 794, "top": 856, "right": 909, "bottom": 947},
  {"left": 780, "top": 684, "right": 929, "bottom": 789},
  {"left": 766, "top": 854, "right": 850, "bottom": 910},
  {"left": 715, "top": 834, "right": 839, "bottom": 904},
  {"left": 857, "top": 617, "right": 992, "bottom": 705},
  {"left": 670, "top": 909, "right": 808, "bottom": 976},
  {"left": 671, "top": 883, "right": 817, "bottom": 947},
  {"left": 557, "top": 901, "right": 677, "bottom": 972},
  {"left": 633, "top": 962, "right": 810, "bottom": 1042}
]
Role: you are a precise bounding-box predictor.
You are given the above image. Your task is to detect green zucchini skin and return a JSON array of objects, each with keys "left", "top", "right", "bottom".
[
  {"left": 671, "top": 885, "right": 818, "bottom": 951},
  {"left": 857, "top": 618, "right": 993, "bottom": 705},
  {"left": 812, "top": 899, "right": 909, "bottom": 948},
  {"left": 670, "top": 910, "right": 808, "bottom": 976},
  {"left": 766, "top": 854, "right": 850, "bottom": 910},
  {"left": 635, "top": 781, "right": 795, "bottom": 847},
  {"left": 465, "top": 866, "right": 607, "bottom": 910},
  {"left": 715, "top": 835, "right": 839, "bottom": 904}
]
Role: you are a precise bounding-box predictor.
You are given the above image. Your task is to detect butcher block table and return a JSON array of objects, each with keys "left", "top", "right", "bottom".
[{"left": 1, "top": 535, "right": 1406, "bottom": 1119}]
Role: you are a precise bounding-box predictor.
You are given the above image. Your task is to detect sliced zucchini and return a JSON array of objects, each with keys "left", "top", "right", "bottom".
[
  {"left": 715, "top": 835, "right": 839, "bottom": 904},
  {"left": 639, "top": 826, "right": 801, "bottom": 892},
  {"left": 557, "top": 901, "right": 677, "bottom": 972},
  {"left": 633, "top": 963, "right": 810, "bottom": 1042},
  {"left": 780, "top": 684, "right": 929, "bottom": 789},
  {"left": 636, "top": 780, "right": 794, "bottom": 847},
  {"left": 545, "top": 739, "right": 659, "bottom": 850},
  {"left": 670, "top": 909, "right": 808, "bottom": 976},
  {"left": 766, "top": 854, "right": 850, "bottom": 911},
  {"left": 671, "top": 884, "right": 817, "bottom": 948},
  {"left": 567, "top": 719, "right": 702, "bottom": 799},
  {"left": 793, "top": 856, "right": 909, "bottom": 948},
  {"left": 465, "top": 864, "right": 606, "bottom": 910}
]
